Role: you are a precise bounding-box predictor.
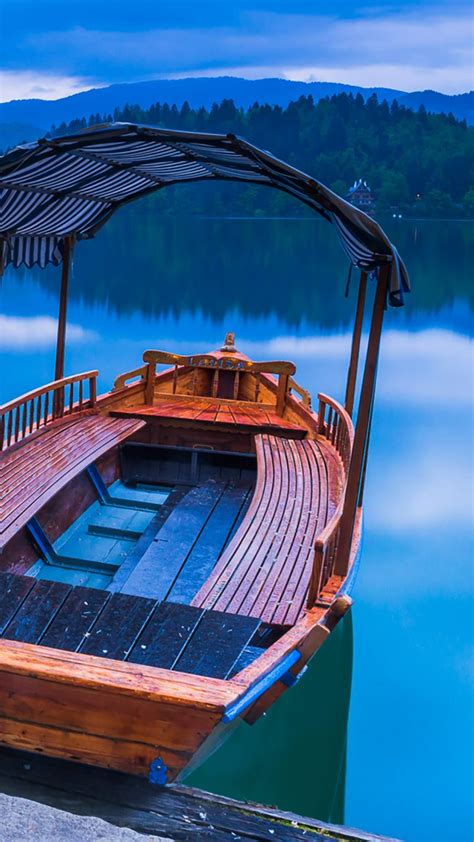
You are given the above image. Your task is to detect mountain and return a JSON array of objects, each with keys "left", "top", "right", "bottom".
[{"left": 1, "top": 77, "right": 472, "bottom": 150}]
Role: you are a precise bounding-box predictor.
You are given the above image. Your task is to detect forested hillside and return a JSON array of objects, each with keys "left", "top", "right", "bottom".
[{"left": 49, "top": 93, "right": 474, "bottom": 216}]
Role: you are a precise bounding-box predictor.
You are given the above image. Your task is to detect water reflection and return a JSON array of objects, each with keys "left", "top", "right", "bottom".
[
  {"left": 8, "top": 215, "right": 474, "bottom": 327},
  {"left": 0, "top": 217, "right": 472, "bottom": 841}
]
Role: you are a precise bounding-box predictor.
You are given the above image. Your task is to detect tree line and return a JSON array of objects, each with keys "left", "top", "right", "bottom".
[{"left": 49, "top": 93, "right": 474, "bottom": 217}]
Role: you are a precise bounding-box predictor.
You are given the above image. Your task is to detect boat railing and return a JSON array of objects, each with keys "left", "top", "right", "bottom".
[
  {"left": 0, "top": 371, "right": 98, "bottom": 452},
  {"left": 316, "top": 393, "right": 353, "bottom": 474},
  {"left": 112, "top": 364, "right": 148, "bottom": 392},
  {"left": 306, "top": 394, "right": 354, "bottom": 606},
  {"left": 287, "top": 376, "right": 312, "bottom": 408}
]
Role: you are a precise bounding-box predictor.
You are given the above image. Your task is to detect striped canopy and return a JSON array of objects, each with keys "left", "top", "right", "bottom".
[{"left": 0, "top": 123, "right": 409, "bottom": 305}]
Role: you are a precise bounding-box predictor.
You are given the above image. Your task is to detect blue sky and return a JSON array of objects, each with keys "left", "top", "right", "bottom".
[{"left": 1, "top": 0, "right": 472, "bottom": 101}]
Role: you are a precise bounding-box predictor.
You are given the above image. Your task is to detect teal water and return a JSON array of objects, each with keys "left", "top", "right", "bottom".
[{"left": 0, "top": 215, "right": 472, "bottom": 841}]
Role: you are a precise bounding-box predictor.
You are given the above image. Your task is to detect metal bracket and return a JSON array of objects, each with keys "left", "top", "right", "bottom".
[
  {"left": 280, "top": 664, "right": 308, "bottom": 687},
  {"left": 148, "top": 756, "right": 168, "bottom": 786}
]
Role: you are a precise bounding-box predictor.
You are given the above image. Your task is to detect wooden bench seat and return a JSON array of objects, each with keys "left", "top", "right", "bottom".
[
  {"left": 192, "top": 434, "right": 343, "bottom": 626},
  {"left": 0, "top": 414, "right": 145, "bottom": 550},
  {"left": 110, "top": 398, "right": 307, "bottom": 439}
]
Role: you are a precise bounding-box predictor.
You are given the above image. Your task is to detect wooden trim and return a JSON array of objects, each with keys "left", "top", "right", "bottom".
[
  {"left": 345, "top": 270, "right": 368, "bottom": 417},
  {"left": 0, "top": 639, "right": 235, "bottom": 710},
  {"left": 143, "top": 349, "right": 296, "bottom": 376},
  {"left": 276, "top": 373, "right": 289, "bottom": 416},
  {"left": 335, "top": 265, "right": 389, "bottom": 576},
  {"left": 0, "top": 372, "right": 98, "bottom": 452},
  {"left": 288, "top": 376, "right": 311, "bottom": 407},
  {"left": 0, "top": 372, "right": 99, "bottom": 416},
  {"left": 145, "top": 362, "right": 156, "bottom": 406},
  {"left": 112, "top": 365, "right": 147, "bottom": 392}
]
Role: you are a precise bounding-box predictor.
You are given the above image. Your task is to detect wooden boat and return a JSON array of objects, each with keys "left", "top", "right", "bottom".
[{"left": 0, "top": 124, "right": 409, "bottom": 783}]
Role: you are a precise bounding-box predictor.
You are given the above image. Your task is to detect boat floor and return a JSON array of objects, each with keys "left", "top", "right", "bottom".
[
  {"left": 110, "top": 397, "right": 307, "bottom": 438},
  {"left": 0, "top": 570, "right": 264, "bottom": 680}
]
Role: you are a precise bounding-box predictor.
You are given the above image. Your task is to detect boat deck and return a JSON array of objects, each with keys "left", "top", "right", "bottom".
[
  {"left": 0, "top": 571, "right": 263, "bottom": 679},
  {"left": 110, "top": 397, "right": 307, "bottom": 438}
]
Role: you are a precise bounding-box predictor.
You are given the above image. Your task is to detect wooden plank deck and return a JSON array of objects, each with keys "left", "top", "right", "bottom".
[
  {"left": 0, "top": 747, "right": 400, "bottom": 842},
  {"left": 0, "top": 414, "right": 146, "bottom": 550},
  {"left": 110, "top": 397, "right": 307, "bottom": 438},
  {"left": 193, "top": 434, "right": 343, "bottom": 626},
  {"left": 0, "top": 571, "right": 261, "bottom": 680}
]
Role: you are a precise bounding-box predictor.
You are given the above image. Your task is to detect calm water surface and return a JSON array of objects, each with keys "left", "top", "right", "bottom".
[{"left": 1, "top": 216, "right": 472, "bottom": 842}]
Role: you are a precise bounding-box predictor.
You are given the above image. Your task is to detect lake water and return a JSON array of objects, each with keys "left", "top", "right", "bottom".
[{"left": 1, "top": 214, "right": 472, "bottom": 842}]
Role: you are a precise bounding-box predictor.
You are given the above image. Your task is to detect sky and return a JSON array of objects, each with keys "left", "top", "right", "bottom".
[{"left": 0, "top": 0, "right": 472, "bottom": 102}]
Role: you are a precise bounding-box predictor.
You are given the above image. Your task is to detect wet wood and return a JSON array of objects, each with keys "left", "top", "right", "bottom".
[
  {"left": 110, "top": 397, "right": 307, "bottom": 438},
  {"left": 193, "top": 433, "right": 343, "bottom": 624},
  {"left": 174, "top": 610, "right": 260, "bottom": 679},
  {"left": 78, "top": 593, "right": 156, "bottom": 660},
  {"left": 0, "top": 747, "right": 399, "bottom": 841},
  {"left": 0, "top": 370, "right": 98, "bottom": 452},
  {"left": 3, "top": 580, "right": 71, "bottom": 644},
  {"left": 0, "top": 573, "right": 35, "bottom": 633},
  {"left": 40, "top": 586, "right": 111, "bottom": 651},
  {"left": 0, "top": 415, "right": 145, "bottom": 549},
  {"left": 128, "top": 602, "right": 204, "bottom": 670}
]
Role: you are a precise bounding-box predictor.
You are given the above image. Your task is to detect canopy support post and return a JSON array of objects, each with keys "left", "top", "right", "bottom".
[
  {"left": 335, "top": 263, "right": 389, "bottom": 576},
  {"left": 54, "top": 236, "right": 73, "bottom": 382},
  {"left": 344, "top": 270, "right": 368, "bottom": 417}
]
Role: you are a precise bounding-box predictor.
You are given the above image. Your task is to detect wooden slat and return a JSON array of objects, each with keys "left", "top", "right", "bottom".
[
  {"left": 0, "top": 573, "right": 36, "bottom": 634},
  {"left": 0, "top": 416, "right": 146, "bottom": 548},
  {"left": 110, "top": 398, "right": 306, "bottom": 437},
  {"left": 39, "top": 586, "right": 111, "bottom": 651},
  {"left": 174, "top": 610, "right": 260, "bottom": 679},
  {"left": 120, "top": 481, "right": 226, "bottom": 601},
  {"left": 78, "top": 593, "right": 156, "bottom": 660},
  {"left": 238, "top": 437, "right": 301, "bottom": 618},
  {"left": 193, "top": 433, "right": 343, "bottom": 625},
  {"left": 128, "top": 602, "right": 204, "bottom": 669},
  {"left": 194, "top": 437, "right": 281, "bottom": 610},
  {"left": 168, "top": 482, "right": 251, "bottom": 604},
  {"left": 3, "top": 580, "right": 71, "bottom": 644}
]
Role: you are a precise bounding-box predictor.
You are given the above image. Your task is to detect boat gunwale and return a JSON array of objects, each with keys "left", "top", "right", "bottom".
[{"left": 0, "top": 511, "right": 360, "bottom": 717}]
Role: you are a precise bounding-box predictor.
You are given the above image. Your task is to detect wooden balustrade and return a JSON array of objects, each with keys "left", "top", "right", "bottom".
[
  {"left": 306, "top": 394, "right": 354, "bottom": 607},
  {"left": 288, "top": 376, "right": 312, "bottom": 408},
  {"left": 316, "top": 393, "right": 354, "bottom": 474},
  {"left": 112, "top": 364, "right": 148, "bottom": 392},
  {"left": 0, "top": 371, "right": 98, "bottom": 452}
]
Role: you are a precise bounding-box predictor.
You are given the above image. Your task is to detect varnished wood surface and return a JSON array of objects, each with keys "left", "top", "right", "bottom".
[
  {"left": 193, "top": 434, "right": 343, "bottom": 625},
  {"left": 110, "top": 397, "right": 307, "bottom": 438},
  {"left": 0, "top": 415, "right": 145, "bottom": 549}
]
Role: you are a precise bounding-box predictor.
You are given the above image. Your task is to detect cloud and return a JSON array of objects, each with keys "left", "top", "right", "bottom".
[
  {"left": 15, "top": 6, "right": 473, "bottom": 94},
  {"left": 0, "top": 70, "right": 101, "bottom": 102},
  {"left": 0, "top": 315, "right": 97, "bottom": 348},
  {"left": 367, "top": 443, "right": 473, "bottom": 531}
]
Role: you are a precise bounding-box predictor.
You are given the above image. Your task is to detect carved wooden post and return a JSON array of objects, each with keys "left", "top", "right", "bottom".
[
  {"left": 276, "top": 373, "right": 289, "bottom": 416},
  {"left": 89, "top": 375, "right": 97, "bottom": 408},
  {"left": 345, "top": 270, "right": 368, "bottom": 417},
  {"left": 335, "top": 263, "right": 390, "bottom": 576},
  {"left": 145, "top": 361, "right": 157, "bottom": 405}
]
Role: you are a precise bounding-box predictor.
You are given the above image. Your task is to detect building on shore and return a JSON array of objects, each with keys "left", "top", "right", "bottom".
[{"left": 347, "top": 178, "right": 375, "bottom": 212}]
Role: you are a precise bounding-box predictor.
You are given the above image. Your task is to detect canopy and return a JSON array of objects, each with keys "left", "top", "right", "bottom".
[{"left": 0, "top": 123, "right": 409, "bottom": 305}]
